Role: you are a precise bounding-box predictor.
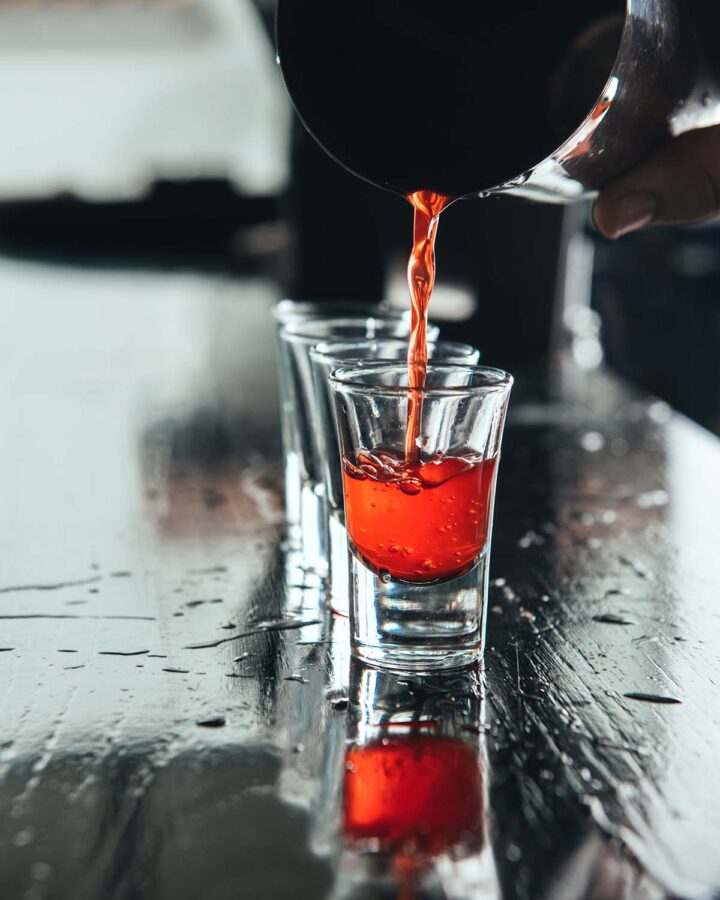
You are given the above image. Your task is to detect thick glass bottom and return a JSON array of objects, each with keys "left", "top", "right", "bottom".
[
  {"left": 350, "top": 549, "right": 490, "bottom": 672},
  {"left": 353, "top": 642, "right": 482, "bottom": 672}
]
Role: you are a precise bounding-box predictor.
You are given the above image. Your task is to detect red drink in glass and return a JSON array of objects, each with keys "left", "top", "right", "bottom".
[{"left": 342, "top": 450, "right": 498, "bottom": 583}]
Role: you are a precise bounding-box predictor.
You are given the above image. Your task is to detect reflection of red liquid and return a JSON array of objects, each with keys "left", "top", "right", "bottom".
[
  {"left": 405, "top": 191, "right": 454, "bottom": 462},
  {"left": 343, "top": 451, "right": 497, "bottom": 582},
  {"left": 343, "top": 736, "right": 484, "bottom": 859}
]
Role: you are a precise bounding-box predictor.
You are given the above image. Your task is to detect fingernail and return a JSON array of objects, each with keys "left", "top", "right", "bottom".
[{"left": 612, "top": 191, "right": 657, "bottom": 238}]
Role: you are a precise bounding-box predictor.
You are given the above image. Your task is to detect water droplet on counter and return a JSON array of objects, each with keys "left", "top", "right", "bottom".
[
  {"left": 196, "top": 717, "right": 226, "bottom": 728},
  {"left": 593, "top": 613, "right": 637, "bottom": 625},
  {"left": 31, "top": 862, "right": 53, "bottom": 882},
  {"left": 623, "top": 693, "right": 682, "bottom": 705},
  {"left": 579, "top": 431, "right": 605, "bottom": 453},
  {"left": 636, "top": 489, "right": 669, "bottom": 509},
  {"left": 13, "top": 828, "right": 34, "bottom": 847},
  {"left": 647, "top": 400, "right": 672, "bottom": 424},
  {"left": 518, "top": 530, "right": 544, "bottom": 549}
]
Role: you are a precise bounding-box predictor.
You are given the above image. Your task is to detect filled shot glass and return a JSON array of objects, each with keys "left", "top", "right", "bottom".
[
  {"left": 310, "top": 339, "right": 477, "bottom": 615},
  {"left": 330, "top": 363, "right": 512, "bottom": 670},
  {"left": 277, "top": 314, "right": 426, "bottom": 581}
]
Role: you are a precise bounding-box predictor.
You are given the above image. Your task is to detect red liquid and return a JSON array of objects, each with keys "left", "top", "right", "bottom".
[
  {"left": 343, "top": 735, "right": 484, "bottom": 859},
  {"left": 405, "top": 190, "right": 454, "bottom": 461},
  {"left": 343, "top": 451, "right": 497, "bottom": 582}
]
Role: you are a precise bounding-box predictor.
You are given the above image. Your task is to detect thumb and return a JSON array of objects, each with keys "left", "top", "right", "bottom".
[{"left": 593, "top": 124, "right": 720, "bottom": 239}]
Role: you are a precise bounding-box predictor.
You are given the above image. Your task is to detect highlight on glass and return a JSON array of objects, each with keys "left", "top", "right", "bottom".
[{"left": 330, "top": 363, "right": 512, "bottom": 670}]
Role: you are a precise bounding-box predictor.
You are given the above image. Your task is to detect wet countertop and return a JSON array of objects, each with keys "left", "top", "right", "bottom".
[{"left": 1, "top": 253, "right": 720, "bottom": 900}]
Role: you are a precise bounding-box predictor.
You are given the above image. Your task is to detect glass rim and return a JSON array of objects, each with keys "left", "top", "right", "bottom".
[
  {"left": 330, "top": 362, "right": 513, "bottom": 396},
  {"left": 272, "top": 299, "right": 387, "bottom": 323},
  {"left": 310, "top": 337, "right": 477, "bottom": 365},
  {"left": 281, "top": 314, "right": 412, "bottom": 345}
]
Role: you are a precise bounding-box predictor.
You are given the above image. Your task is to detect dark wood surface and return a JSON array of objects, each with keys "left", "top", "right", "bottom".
[{"left": 1, "top": 253, "right": 719, "bottom": 900}]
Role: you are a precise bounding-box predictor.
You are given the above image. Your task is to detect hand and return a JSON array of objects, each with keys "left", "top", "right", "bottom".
[{"left": 592, "top": 124, "right": 720, "bottom": 239}]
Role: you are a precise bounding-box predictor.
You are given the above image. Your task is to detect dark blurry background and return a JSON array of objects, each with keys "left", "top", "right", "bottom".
[{"left": 0, "top": 0, "right": 718, "bottom": 434}]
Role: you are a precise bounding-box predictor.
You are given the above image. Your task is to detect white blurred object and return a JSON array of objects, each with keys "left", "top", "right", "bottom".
[{"left": 0, "top": 0, "right": 290, "bottom": 201}]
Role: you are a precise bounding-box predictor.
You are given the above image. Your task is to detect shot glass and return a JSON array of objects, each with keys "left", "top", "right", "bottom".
[
  {"left": 330, "top": 363, "right": 513, "bottom": 670},
  {"left": 310, "top": 340, "right": 478, "bottom": 616},
  {"left": 278, "top": 315, "right": 430, "bottom": 581}
]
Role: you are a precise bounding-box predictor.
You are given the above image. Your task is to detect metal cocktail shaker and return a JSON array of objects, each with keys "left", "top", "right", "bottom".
[{"left": 276, "top": 0, "right": 720, "bottom": 202}]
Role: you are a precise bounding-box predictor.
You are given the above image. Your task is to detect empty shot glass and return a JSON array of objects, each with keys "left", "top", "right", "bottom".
[
  {"left": 278, "top": 315, "right": 432, "bottom": 582},
  {"left": 272, "top": 302, "right": 386, "bottom": 561},
  {"left": 310, "top": 340, "right": 478, "bottom": 616},
  {"left": 330, "top": 363, "right": 512, "bottom": 670}
]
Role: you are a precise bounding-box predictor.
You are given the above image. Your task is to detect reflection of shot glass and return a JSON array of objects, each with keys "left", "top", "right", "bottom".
[
  {"left": 278, "top": 316, "right": 423, "bottom": 581},
  {"left": 330, "top": 364, "right": 512, "bottom": 670},
  {"left": 331, "top": 661, "right": 497, "bottom": 899},
  {"left": 310, "top": 340, "right": 477, "bottom": 616}
]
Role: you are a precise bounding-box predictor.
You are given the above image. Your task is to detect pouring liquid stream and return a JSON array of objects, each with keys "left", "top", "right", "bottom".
[{"left": 405, "top": 190, "right": 454, "bottom": 462}]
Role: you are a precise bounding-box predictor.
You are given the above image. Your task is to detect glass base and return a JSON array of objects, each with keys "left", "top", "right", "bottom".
[{"left": 350, "top": 549, "right": 489, "bottom": 672}]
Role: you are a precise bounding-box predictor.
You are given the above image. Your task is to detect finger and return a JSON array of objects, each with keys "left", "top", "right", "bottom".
[{"left": 592, "top": 124, "right": 720, "bottom": 239}]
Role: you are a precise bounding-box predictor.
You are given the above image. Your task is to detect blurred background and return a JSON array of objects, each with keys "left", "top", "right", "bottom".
[{"left": 0, "top": 0, "right": 718, "bottom": 434}]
